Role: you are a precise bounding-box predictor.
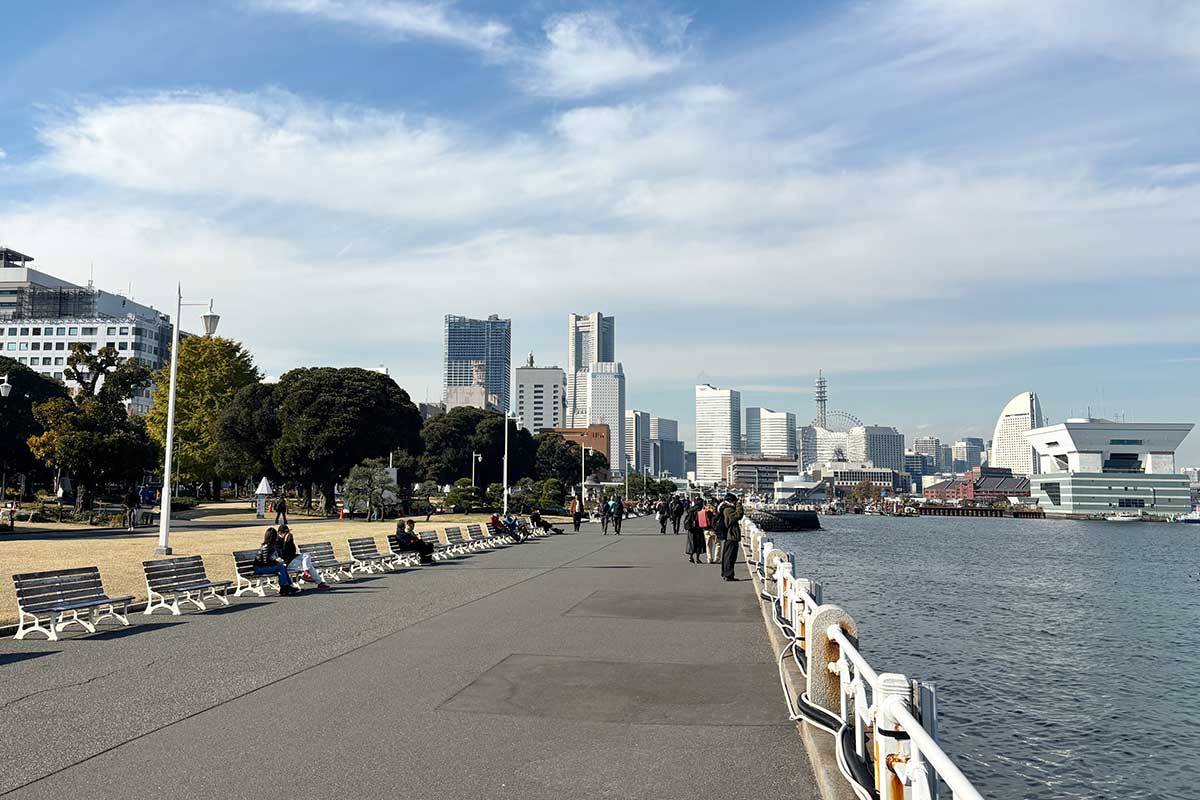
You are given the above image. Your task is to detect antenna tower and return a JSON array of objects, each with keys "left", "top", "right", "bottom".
[{"left": 815, "top": 370, "right": 828, "bottom": 429}]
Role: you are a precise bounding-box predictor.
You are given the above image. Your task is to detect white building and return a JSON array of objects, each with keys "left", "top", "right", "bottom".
[
  {"left": 991, "top": 392, "right": 1044, "bottom": 476},
  {"left": 567, "top": 312, "right": 614, "bottom": 426},
  {"left": 952, "top": 437, "right": 984, "bottom": 471},
  {"left": 625, "top": 410, "right": 651, "bottom": 474},
  {"left": 0, "top": 248, "right": 174, "bottom": 414},
  {"left": 695, "top": 384, "right": 740, "bottom": 485},
  {"left": 581, "top": 361, "right": 625, "bottom": 474},
  {"left": 513, "top": 353, "right": 565, "bottom": 432},
  {"left": 847, "top": 425, "right": 905, "bottom": 473},
  {"left": 446, "top": 361, "right": 501, "bottom": 413},
  {"left": 1024, "top": 418, "right": 1194, "bottom": 517},
  {"left": 759, "top": 409, "right": 798, "bottom": 459}
]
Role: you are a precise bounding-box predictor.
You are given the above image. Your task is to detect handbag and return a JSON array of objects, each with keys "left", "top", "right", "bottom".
[{"left": 697, "top": 509, "right": 709, "bottom": 528}]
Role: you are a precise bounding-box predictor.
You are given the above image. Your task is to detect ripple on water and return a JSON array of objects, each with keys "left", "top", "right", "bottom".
[{"left": 773, "top": 516, "right": 1200, "bottom": 800}]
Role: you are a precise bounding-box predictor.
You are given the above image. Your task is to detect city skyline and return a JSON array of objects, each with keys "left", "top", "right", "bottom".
[{"left": 3, "top": 3, "right": 1200, "bottom": 463}]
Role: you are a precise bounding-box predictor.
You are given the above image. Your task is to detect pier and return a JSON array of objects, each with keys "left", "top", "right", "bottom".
[{"left": 0, "top": 517, "right": 821, "bottom": 799}]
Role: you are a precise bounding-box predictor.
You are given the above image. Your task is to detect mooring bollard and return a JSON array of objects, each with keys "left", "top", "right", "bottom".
[
  {"left": 875, "top": 673, "right": 911, "bottom": 800},
  {"left": 809, "top": 604, "right": 857, "bottom": 718}
]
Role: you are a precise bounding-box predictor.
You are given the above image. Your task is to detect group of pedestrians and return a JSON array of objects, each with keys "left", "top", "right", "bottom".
[
  {"left": 653, "top": 496, "right": 686, "bottom": 534},
  {"left": 683, "top": 493, "right": 744, "bottom": 581},
  {"left": 599, "top": 497, "right": 626, "bottom": 534}
]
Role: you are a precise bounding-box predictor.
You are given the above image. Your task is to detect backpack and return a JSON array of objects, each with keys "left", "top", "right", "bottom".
[{"left": 712, "top": 507, "right": 728, "bottom": 539}]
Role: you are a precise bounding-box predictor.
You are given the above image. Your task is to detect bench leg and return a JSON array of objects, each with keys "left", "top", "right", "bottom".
[
  {"left": 56, "top": 609, "right": 97, "bottom": 635},
  {"left": 15, "top": 610, "right": 56, "bottom": 641},
  {"left": 94, "top": 602, "right": 130, "bottom": 628},
  {"left": 203, "top": 586, "right": 230, "bottom": 606},
  {"left": 179, "top": 591, "right": 207, "bottom": 612},
  {"left": 145, "top": 588, "right": 181, "bottom": 616},
  {"left": 235, "top": 575, "right": 267, "bottom": 598}
]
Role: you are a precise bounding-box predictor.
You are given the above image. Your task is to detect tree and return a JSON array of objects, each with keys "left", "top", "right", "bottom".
[
  {"left": 419, "top": 406, "right": 491, "bottom": 485},
  {"left": 446, "top": 477, "right": 483, "bottom": 512},
  {"left": 147, "top": 336, "right": 260, "bottom": 500},
  {"left": 272, "top": 367, "right": 422, "bottom": 513},
  {"left": 28, "top": 346, "right": 156, "bottom": 511},
  {"left": 485, "top": 482, "right": 505, "bottom": 508},
  {"left": 847, "top": 479, "right": 881, "bottom": 505},
  {"left": 540, "top": 478, "right": 566, "bottom": 508},
  {"left": 470, "top": 413, "right": 536, "bottom": 487},
  {"left": 0, "top": 357, "right": 68, "bottom": 499},
  {"left": 343, "top": 457, "right": 399, "bottom": 519},
  {"left": 214, "top": 382, "right": 281, "bottom": 490}
]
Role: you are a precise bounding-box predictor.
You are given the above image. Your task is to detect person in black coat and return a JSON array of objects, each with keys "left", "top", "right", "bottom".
[
  {"left": 684, "top": 498, "right": 705, "bottom": 563},
  {"left": 254, "top": 528, "right": 298, "bottom": 595},
  {"left": 395, "top": 520, "right": 435, "bottom": 564}
]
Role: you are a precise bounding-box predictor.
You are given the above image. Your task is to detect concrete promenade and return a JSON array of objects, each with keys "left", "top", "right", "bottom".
[{"left": 0, "top": 516, "right": 817, "bottom": 799}]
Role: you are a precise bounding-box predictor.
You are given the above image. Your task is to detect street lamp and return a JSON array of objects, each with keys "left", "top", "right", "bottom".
[
  {"left": 0, "top": 374, "right": 10, "bottom": 399},
  {"left": 157, "top": 287, "right": 219, "bottom": 555},
  {"left": 625, "top": 455, "right": 632, "bottom": 499},
  {"left": 0, "top": 375, "right": 10, "bottom": 506},
  {"left": 502, "top": 411, "right": 516, "bottom": 516},
  {"left": 471, "top": 451, "right": 482, "bottom": 487},
  {"left": 580, "top": 445, "right": 593, "bottom": 508}
]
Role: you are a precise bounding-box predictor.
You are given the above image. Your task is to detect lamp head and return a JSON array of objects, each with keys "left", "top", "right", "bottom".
[
  {"left": 201, "top": 301, "right": 220, "bottom": 336},
  {"left": 0, "top": 374, "right": 10, "bottom": 399}
]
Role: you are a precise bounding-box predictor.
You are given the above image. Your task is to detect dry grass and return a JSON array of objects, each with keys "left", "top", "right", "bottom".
[{"left": 0, "top": 514, "right": 502, "bottom": 627}]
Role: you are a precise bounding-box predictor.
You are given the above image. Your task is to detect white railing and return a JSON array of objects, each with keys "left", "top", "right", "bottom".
[{"left": 748, "top": 524, "right": 985, "bottom": 800}]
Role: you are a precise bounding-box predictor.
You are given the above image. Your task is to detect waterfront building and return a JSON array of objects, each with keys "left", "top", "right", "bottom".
[
  {"left": 939, "top": 444, "right": 954, "bottom": 473},
  {"left": 625, "top": 409, "right": 651, "bottom": 473},
  {"left": 443, "top": 314, "right": 511, "bottom": 411},
  {"left": 1024, "top": 418, "right": 1194, "bottom": 518},
  {"left": 811, "top": 460, "right": 908, "bottom": 496},
  {"left": 566, "top": 312, "right": 614, "bottom": 425},
  {"left": 0, "top": 248, "right": 173, "bottom": 414},
  {"left": 952, "top": 437, "right": 984, "bottom": 472},
  {"left": 723, "top": 455, "right": 801, "bottom": 492},
  {"left": 990, "top": 392, "right": 1044, "bottom": 476},
  {"left": 580, "top": 362, "right": 625, "bottom": 474},
  {"left": 922, "top": 468, "right": 1030, "bottom": 503},
  {"left": 848, "top": 425, "right": 904, "bottom": 473},
  {"left": 513, "top": 353, "right": 565, "bottom": 432},
  {"left": 550, "top": 423, "right": 611, "bottom": 474},
  {"left": 695, "top": 384, "right": 741, "bottom": 485},
  {"left": 445, "top": 362, "right": 501, "bottom": 413},
  {"left": 904, "top": 450, "right": 936, "bottom": 493}
]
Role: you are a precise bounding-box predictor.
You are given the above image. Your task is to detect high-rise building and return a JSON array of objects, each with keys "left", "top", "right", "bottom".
[
  {"left": 446, "top": 361, "right": 501, "bottom": 412},
  {"left": 650, "top": 416, "right": 678, "bottom": 442},
  {"left": 759, "top": 409, "right": 798, "bottom": 459},
  {"left": 566, "top": 312, "right": 615, "bottom": 425},
  {"left": 581, "top": 362, "right": 625, "bottom": 474},
  {"left": 513, "top": 353, "right": 565, "bottom": 432},
  {"left": 443, "top": 314, "right": 511, "bottom": 411},
  {"left": 904, "top": 450, "right": 935, "bottom": 493},
  {"left": 913, "top": 436, "right": 941, "bottom": 460},
  {"left": 651, "top": 439, "right": 686, "bottom": 478},
  {"left": 848, "top": 425, "right": 905, "bottom": 472},
  {"left": 991, "top": 392, "right": 1044, "bottom": 476},
  {"left": 0, "top": 247, "right": 174, "bottom": 414},
  {"left": 745, "top": 407, "right": 762, "bottom": 454},
  {"left": 625, "top": 409, "right": 651, "bottom": 473},
  {"left": 952, "top": 437, "right": 985, "bottom": 472},
  {"left": 696, "top": 384, "right": 741, "bottom": 485}
]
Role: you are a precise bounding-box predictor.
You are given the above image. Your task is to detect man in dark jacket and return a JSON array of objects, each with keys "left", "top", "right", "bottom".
[
  {"left": 717, "top": 493, "right": 744, "bottom": 581},
  {"left": 611, "top": 497, "right": 625, "bottom": 535}
]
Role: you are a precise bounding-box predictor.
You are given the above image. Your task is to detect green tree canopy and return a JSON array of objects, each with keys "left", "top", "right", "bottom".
[
  {"left": 446, "top": 477, "right": 483, "bottom": 512},
  {"left": 214, "top": 382, "right": 281, "bottom": 486},
  {"left": 64, "top": 342, "right": 153, "bottom": 406},
  {"left": 147, "top": 336, "right": 261, "bottom": 498},
  {"left": 0, "top": 357, "right": 69, "bottom": 494},
  {"left": 272, "top": 367, "right": 422, "bottom": 513},
  {"left": 419, "top": 407, "right": 536, "bottom": 487}
]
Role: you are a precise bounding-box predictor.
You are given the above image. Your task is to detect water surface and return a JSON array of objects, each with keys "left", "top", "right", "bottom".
[{"left": 772, "top": 516, "right": 1200, "bottom": 800}]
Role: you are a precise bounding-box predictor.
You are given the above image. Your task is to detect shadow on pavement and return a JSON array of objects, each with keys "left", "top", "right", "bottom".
[
  {"left": 84, "top": 621, "right": 188, "bottom": 641},
  {"left": 0, "top": 650, "right": 59, "bottom": 666}
]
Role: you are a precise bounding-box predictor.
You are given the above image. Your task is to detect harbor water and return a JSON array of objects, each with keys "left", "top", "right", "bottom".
[{"left": 772, "top": 515, "right": 1200, "bottom": 800}]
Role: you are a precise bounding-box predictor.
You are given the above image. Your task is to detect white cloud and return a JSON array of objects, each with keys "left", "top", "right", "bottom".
[
  {"left": 252, "top": 0, "right": 509, "bottom": 53},
  {"left": 523, "top": 10, "right": 690, "bottom": 97},
  {"left": 890, "top": 0, "right": 1200, "bottom": 64}
]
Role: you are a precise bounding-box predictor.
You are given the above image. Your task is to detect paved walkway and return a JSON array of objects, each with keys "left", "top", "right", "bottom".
[{"left": 0, "top": 517, "right": 817, "bottom": 799}]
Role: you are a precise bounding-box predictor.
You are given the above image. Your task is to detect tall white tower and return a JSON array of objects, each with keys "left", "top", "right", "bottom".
[
  {"left": 990, "top": 392, "right": 1044, "bottom": 476},
  {"left": 695, "top": 384, "right": 741, "bottom": 485}
]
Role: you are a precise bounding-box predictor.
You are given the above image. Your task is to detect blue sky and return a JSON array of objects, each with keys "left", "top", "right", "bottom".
[{"left": 2, "top": 0, "right": 1199, "bottom": 462}]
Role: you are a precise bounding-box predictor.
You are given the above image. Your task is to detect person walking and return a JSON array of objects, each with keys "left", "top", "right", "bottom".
[
  {"left": 684, "top": 497, "right": 705, "bottom": 563},
  {"left": 612, "top": 497, "right": 625, "bottom": 535},
  {"left": 253, "top": 528, "right": 299, "bottom": 595},
  {"left": 656, "top": 499, "right": 669, "bottom": 534},
  {"left": 123, "top": 487, "right": 140, "bottom": 531},
  {"left": 718, "top": 493, "right": 745, "bottom": 581},
  {"left": 277, "top": 525, "right": 331, "bottom": 590},
  {"left": 670, "top": 496, "right": 685, "bottom": 534},
  {"left": 600, "top": 499, "right": 611, "bottom": 534},
  {"left": 571, "top": 498, "right": 583, "bottom": 532},
  {"left": 274, "top": 493, "right": 289, "bottom": 526}
]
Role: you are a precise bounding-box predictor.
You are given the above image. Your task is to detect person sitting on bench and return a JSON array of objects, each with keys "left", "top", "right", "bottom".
[
  {"left": 396, "top": 519, "right": 435, "bottom": 564},
  {"left": 529, "top": 508, "right": 561, "bottom": 535},
  {"left": 254, "top": 528, "right": 299, "bottom": 595},
  {"left": 277, "top": 525, "right": 330, "bottom": 590}
]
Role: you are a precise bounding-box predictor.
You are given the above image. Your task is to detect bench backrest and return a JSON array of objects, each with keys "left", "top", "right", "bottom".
[
  {"left": 418, "top": 530, "right": 442, "bottom": 545},
  {"left": 233, "top": 550, "right": 262, "bottom": 578},
  {"left": 466, "top": 523, "right": 485, "bottom": 540},
  {"left": 142, "top": 555, "right": 211, "bottom": 591},
  {"left": 13, "top": 566, "right": 108, "bottom": 613},
  {"left": 298, "top": 541, "right": 339, "bottom": 565},
  {"left": 444, "top": 526, "right": 465, "bottom": 544},
  {"left": 348, "top": 537, "right": 382, "bottom": 560}
]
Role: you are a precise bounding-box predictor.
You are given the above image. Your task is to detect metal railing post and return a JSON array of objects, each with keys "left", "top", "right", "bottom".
[
  {"left": 875, "top": 673, "right": 911, "bottom": 800},
  {"left": 808, "top": 605, "right": 857, "bottom": 719}
]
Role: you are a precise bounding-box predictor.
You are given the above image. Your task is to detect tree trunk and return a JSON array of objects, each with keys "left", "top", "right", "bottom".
[
  {"left": 210, "top": 477, "right": 222, "bottom": 502},
  {"left": 321, "top": 482, "right": 337, "bottom": 515}
]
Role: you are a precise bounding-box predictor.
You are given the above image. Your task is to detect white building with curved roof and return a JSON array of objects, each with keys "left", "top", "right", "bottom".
[{"left": 990, "top": 392, "right": 1044, "bottom": 476}]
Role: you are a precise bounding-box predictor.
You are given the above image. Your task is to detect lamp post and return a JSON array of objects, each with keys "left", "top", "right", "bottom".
[
  {"left": 0, "top": 374, "right": 10, "bottom": 506},
  {"left": 580, "top": 445, "right": 593, "bottom": 508},
  {"left": 501, "top": 411, "right": 515, "bottom": 516},
  {"left": 471, "top": 452, "right": 482, "bottom": 487},
  {"left": 625, "top": 455, "right": 631, "bottom": 499},
  {"left": 156, "top": 288, "right": 219, "bottom": 555}
]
